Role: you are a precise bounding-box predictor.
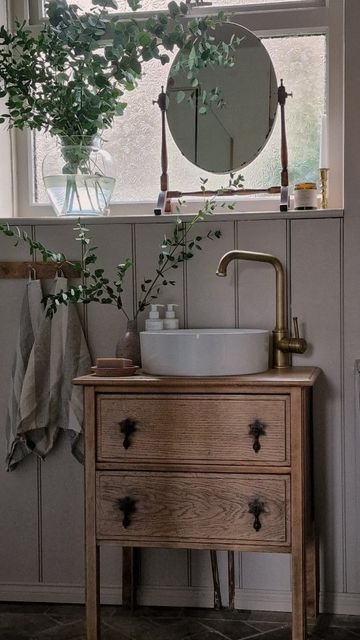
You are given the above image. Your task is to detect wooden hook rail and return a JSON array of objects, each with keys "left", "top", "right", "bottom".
[{"left": 0, "top": 261, "right": 81, "bottom": 279}]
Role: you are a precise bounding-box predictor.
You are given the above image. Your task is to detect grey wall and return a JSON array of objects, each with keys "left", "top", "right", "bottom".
[
  {"left": 0, "top": 0, "right": 359, "bottom": 616},
  {"left": 1, "top": 208, "right": 355, "bottom": 614}
]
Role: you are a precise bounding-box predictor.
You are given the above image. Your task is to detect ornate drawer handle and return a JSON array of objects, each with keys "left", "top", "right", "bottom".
[
  {"left": 248, "top": 498, "right": 265, "bottom": 532},
  {"left": 248, "top": 419, "right": 266, "bottom": 453},
  {"left": 118, "top": 496, "right": 137, "bottom": 529},
  {"left": 119, "top": 418, "right": 138, "bottom": 449}
]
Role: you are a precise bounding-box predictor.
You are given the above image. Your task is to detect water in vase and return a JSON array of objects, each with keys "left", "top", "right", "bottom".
[{"left": 44, "top": 174, "right": 115, "bottom": 216}]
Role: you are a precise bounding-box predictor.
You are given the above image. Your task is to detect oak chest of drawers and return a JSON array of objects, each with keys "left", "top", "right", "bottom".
[{"left": 74, "top": 367, "right": 320, "bottom": 640}]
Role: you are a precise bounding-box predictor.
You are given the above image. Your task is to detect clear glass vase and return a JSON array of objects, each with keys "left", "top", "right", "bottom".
[{"left": 42, "top": 136, "right": 115, "bottom": 217}]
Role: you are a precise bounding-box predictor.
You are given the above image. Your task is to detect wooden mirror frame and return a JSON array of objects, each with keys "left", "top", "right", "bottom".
[{"left": 154, "top": 80, "right": 291, "bottom": 215}]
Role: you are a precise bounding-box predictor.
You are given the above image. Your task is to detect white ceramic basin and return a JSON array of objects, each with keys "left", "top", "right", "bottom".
[{"left": 140, "top": 329, "right": 269, "bottom": 377}]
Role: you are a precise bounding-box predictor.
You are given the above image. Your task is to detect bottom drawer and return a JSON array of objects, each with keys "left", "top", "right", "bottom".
[{"left": 96, "top": 472, "right": 290, "bottom": 548}]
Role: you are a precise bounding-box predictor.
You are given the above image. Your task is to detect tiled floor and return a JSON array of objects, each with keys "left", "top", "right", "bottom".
[{"left": 0, "top": 603, "right": 359, "bottom": 640}]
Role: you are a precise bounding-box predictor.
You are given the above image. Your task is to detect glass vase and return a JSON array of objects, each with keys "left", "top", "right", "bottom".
[
  {"left": 116, "top": 320, "right": 141, "bottom": 367},
  {"left": 42, "top": 136, "right": 115, "bottom": 217}
]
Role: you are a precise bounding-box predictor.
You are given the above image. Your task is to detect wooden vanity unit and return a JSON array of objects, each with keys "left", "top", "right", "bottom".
[{"left": 74, "top": 366, "right": 320, "bottom": 640}]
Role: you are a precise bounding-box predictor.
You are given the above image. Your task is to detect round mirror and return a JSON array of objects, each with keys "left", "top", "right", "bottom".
[{"left": 166, "top": 23, "right": 278, "bottom": 174}]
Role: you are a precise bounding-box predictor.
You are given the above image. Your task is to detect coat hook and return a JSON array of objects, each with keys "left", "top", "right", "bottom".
[{"left": 28, "top": 266, "right": 37, "bottom": 281}]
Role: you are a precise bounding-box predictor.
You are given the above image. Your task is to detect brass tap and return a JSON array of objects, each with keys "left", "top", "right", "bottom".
[{"left": 216, "top": 250, "right": 307, "bottom": 369}]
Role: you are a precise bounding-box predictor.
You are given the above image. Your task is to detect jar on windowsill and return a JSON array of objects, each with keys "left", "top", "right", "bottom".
[{"left": 294, "top": 182, "right": 318, "bottom": 210}]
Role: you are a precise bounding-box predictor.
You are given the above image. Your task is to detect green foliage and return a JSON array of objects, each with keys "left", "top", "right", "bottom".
[
  {"left": 0, "top": 183, "right": 242, "bottom": 320},
  {"left": 0, "top": 0, "right": 235, "bottom": 140}
]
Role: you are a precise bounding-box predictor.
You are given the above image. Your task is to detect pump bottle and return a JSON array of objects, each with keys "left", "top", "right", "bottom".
[
  {"left": 145, "top": 304, "right": 164, "bottom": 331},
  {"left": 164, "top": 304, "right": 179, "bottom": 330}
]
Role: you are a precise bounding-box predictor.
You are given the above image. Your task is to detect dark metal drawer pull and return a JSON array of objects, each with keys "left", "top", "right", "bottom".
[
  {"left": 119, "top": 418, "right": 137, "bottom": 449},
  {"left": 248, "top": 419, "right": 266, "bottom": 453},
  {"left": 248, "top": 498, "right": 265, "bottom": 532},
  {"left": 118, "top": 497, "right": 137, "bottom": 528}
]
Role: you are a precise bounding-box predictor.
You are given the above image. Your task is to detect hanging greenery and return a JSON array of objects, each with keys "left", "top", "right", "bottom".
[{"left": 0, "top": 0, "right": 238, "bottom": 142}]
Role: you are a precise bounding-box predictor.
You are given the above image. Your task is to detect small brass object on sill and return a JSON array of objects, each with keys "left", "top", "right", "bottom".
[
  {"left": 320, "top": 168, "right": 329, "bottom": 209},
  {"left": 216, "top": 250, "right": 308, "bottom": 369}
]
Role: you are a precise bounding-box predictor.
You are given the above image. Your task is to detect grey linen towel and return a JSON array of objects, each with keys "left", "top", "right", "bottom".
[
  {"left": 6, "top": 277, "right": 91, "bottom": 470},
  {"left": 6, "top": 279, "right": 44, "bottom": 470}
]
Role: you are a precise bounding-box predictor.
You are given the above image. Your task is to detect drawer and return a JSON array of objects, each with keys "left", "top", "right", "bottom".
[
  {"left": 96, "top": 394, "right": 290, "bottom": 466},
  {"left": 96, "top": 472, "right": 290, "bottom": 548}
]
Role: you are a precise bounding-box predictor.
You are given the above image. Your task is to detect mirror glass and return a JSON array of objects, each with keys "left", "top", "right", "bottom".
[{"left": 166, "top": 23, "right": 278, "bottom": 174}]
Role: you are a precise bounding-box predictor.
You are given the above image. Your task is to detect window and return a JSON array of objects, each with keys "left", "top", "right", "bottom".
[{"left": 12, "top": 0, "right": 343, "bottom": 215}]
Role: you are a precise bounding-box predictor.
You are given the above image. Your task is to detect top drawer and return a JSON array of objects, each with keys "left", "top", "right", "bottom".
[{"left": 96, "top": 394, "right": 290, "bottom": 466}]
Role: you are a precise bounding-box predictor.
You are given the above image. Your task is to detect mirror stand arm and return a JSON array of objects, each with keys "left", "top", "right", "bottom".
[
  {"left": 153, "top": 87, "right": 172, "bottom": 215},
  {"left": 278, "top": 79, "right": 293, "bottom": 212}
]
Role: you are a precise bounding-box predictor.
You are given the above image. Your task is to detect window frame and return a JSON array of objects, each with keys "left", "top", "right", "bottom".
[{"left": 9, "top": 0, "right": 343, "bottom": 217}]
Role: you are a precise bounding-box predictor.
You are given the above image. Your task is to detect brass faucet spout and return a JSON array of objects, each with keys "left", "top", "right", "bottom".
[
  {"left": 216, "top": 250, "right": 286, "bottom": 332},
  {"left": 216, "top": 250, "right": 307, "bottom": 369}
]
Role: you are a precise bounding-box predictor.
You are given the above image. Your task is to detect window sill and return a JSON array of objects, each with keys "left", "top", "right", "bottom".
[{"left": 1, "top": 208, "right": 344, "bottom": 225}]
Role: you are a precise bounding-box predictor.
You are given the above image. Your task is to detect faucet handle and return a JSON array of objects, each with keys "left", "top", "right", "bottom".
[
  {"left": 290, "top": 317, "right": 307, "bottom": 354},
  {"left": 293, "top": 317, "right": 300, "bottom": 339},
  {"left": 278, "top": 317, "right": 308, "bottom": 356}
]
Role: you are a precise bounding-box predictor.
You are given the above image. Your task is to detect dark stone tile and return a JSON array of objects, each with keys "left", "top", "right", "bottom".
[
  {"left": 251, "top": 628, "right": 291, "bottom": 640},
  {"left": 328, "top": 616, "right": 360, "bottom": 628},
  {"left": 0, "top": 612, "right": 58, "bottom": 636},
  {"left": 45, "top": 613, "right": 84, "bottom": 627},
  {"left": 35, "top": 620, "right": 85, "bottom": 639},
  {"left": 243, "top": 621, "right": 289, "bottom": 634},
  {"left": 243, "top": 611, "right": 292, "bottom": 624},
  {"left": 101, "top": 622, "right": 131, "bottom": 640},
  {"left": 0, "top": 603, "right": 50, "bottom": 614},
  {"left": 107, "top": 615, "right": 164, "bottom": 640},
  {"left": 110, "top": 616, "right": 209, "bottom": 640},
  {"left": 44, "top": 606, "right": 84, "bottom": 620},
  {"left": 186, "top": 609, "right": 253, "bottom": 622},
  {"left": 153, "top": 618, "right": 230, "bottom": 640},
  {"left": 198, "top": 618, "right": 264, "bottom": 640},
  {"left": 101, "top": 605, "right": 123, "bottom": 619},
  {"left": 0, "top": 631, "right": 33, "bottom": 640},
  {"left": 134, "top": 606, "right": 185, "bottom": 619},
  {"left": 2, "top": 604, "right": 359, "bottom": 640},
  {"left": 186, "top": 631, "right": 235, "bottom": 640},
  {"left": 310, "top": 629, "right": 360, "bottom": 640}
]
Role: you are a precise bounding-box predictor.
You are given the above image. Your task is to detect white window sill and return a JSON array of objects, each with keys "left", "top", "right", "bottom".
[{"left": 0, "top": 207, "right": 344, "bottom": 225}]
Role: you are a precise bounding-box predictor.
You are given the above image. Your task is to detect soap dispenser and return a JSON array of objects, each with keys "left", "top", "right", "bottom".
[
  {"left": 145, "top": 304, "right": 164, "bottom": 331},
  {"left": 164, "top": 304, "right": 179, "bottom": 330}
]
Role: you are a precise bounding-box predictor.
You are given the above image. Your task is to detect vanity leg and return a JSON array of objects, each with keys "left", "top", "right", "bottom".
[
  {"left": 84, "top": 387, "right": 100, "bottom": 640},
  {"left": 122, "top": 547, "right": 139, "bottom": 610},
  {"left": 210, "top": 550, "right": 222, "bottom": 609},
  {"left": 86, "top": 543, "right": 100, "bottom": 640},
  {"left": 228, "top": 551, "right": 235, "bottom": 610},
  {"left": 291, "top": 542, "right": 306, "bottom": 640},
  {"left": 291, "top": 388, "right": 307, "bottom": 640},
  {"left": 306, "top": 526, "right": 319, "bottom": 619}
]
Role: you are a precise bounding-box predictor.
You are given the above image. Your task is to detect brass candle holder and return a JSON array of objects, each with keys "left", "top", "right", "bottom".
[{"left": 319, "top": 168, "right": 329, "bottom": 209}]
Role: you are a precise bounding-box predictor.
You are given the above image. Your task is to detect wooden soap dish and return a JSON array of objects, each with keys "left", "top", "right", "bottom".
[
  {"left": 91, "top": 366, "right": 139, "bottom": 377},
  {"left": 91, "top": 357, "right": 139, "bottom": 377}
]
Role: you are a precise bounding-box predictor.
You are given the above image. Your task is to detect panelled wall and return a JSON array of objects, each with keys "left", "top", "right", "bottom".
[{"left": 1, "top": 209, "right": 355, "bottom": 614}]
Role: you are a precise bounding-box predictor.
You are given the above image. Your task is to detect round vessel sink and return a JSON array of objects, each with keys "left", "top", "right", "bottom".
[{"left": 140, "top": 328, "right": 270, "bottom": 377}]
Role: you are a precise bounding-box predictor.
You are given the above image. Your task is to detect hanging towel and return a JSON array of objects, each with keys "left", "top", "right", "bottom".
[
  {"left": 6, "top": 277, "right": 91, "bottom": 470},
  {"left": 6, "top": 278, "right": 44, "bottom": 470}
]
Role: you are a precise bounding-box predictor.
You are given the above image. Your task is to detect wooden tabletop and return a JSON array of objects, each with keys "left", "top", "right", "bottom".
[{"left": 73, "top": 367, "right": 321, "bottom": 390}]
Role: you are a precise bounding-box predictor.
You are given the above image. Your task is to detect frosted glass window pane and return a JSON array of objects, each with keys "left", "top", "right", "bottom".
[
  {"left": 33, "top": 34, "right": 325, "bottom": 204},
  {"left": 43, "top": 1, "right": 311, "bottom": 13}
]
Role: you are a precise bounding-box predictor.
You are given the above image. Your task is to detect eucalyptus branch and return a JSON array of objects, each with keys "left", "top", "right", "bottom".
[
  {"left": 0, "top": 172, "right": 243, "bottom": 321},
  {"left": 0, "top": 223, "right": 78, "bottom": 269},
  {"left": 0, "top": 0, "right": 239, "bottom": 140}
]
